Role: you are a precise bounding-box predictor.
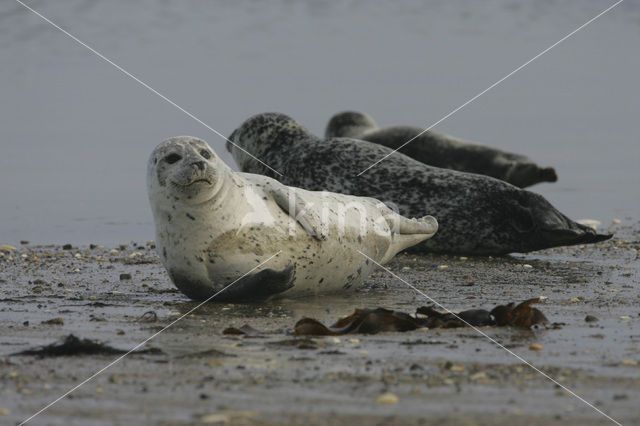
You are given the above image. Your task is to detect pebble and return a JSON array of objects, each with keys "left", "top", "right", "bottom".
[
  {"left": 376, "top": 392, "right": 399, "bottom": 404},
  {"left": 569, "top": 298, "right": 580, "bottom": 303},
  {"left": 0, "top": 244, "right": 16, "bottom": 252},
  {"left": 0, "top": 408, "right": 9, "bottom": 415},
  {"left": 62, "top": 244, "right": 72, "bottom": 250},
  {"left": 523, "top": 264, "right": 533, "bottom": 269},
  {"left": 529, "top": 344, "right": 543, "bottom": 351},
  {"left": 469, "top": 371, "right": 487, "bottom": 381},
  {"left": 438, "top": 265, "right": 449, "bottom": 270},
  {"left": 621, "top": 360, "right": 637, "bottom": 366},
  {"left": 119, "top": 273, "right": 132, "bottom": 281},
  {"left": 200, "top": 413, "right": 229, "bottom": 423},
  {"left": 585, "top": 315, "right": 599, "bottom": 322},
  {"left": 109, "top": 249, "right": 119, "bottom": 255}
]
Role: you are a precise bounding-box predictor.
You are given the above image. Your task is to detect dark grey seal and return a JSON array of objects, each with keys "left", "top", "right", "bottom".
[
  {"left": 227, "top": 113, "right": 611, "bottom": 256},
  {"left": 325, "top": 111, "right": 557, "bottom": 188}
]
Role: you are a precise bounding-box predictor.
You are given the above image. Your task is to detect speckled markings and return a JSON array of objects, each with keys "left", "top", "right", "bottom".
[
  {"left": 228, "top": 113, "right": 611, "bottom": 255},
  {"left": 147, "top": 136, "right": 437, "bottom": 301}
]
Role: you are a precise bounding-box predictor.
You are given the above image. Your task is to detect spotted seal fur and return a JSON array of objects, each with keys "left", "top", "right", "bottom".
[
  {"left": 227, "top": 113, "right": 611, "bottom": 255},
  {"left": 147, "top": 136, "right": 438, "bottom": 301},
  {"left": 325, "top": 111, "right": 557, "bottom": 188}
]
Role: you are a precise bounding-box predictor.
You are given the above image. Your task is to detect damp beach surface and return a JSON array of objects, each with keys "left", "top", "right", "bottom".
[
  {"left": 2, "top": 1, "right": 640, "bottom": 425},
  {"left": 1, "top": 220, "right": 639, "bottom": 425}
]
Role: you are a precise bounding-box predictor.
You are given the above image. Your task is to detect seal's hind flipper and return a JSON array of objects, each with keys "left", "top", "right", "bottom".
[
  {"left": 214, "top": 265, "right": 296, "bottom": 302},
  {"left": 381, "top": 215, "right": 439, "bottom": 264}
]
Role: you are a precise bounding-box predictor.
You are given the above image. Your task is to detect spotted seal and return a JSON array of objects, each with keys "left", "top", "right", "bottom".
[
  {"left": 147, "top": 136, "right": 438, "bottom": 301},
  {"left": 227, "top": 113, "right": 611, "bottom": 255},
  {"left": 325, "top": 111, "right": 557, "bottom": 188}
]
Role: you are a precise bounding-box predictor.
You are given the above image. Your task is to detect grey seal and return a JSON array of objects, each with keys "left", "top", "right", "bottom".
[
  {"left": 325, "top": 111, "right": 557, "bottom": 188},
  {"left": 147, "top": 136, "right": 438, "bottom": 301},
  {"left": 227, "top": 113, "right": 611, "bottom": 255}
]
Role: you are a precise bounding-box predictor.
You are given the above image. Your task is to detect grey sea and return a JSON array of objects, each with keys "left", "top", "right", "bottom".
[{"left": 1, "top": 0, "right": 639, "bottom": 245}]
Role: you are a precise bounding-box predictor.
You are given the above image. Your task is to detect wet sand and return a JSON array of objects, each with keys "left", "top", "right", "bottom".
[{"left": 1, "top": 221, "right": 638, "bottom": 425}]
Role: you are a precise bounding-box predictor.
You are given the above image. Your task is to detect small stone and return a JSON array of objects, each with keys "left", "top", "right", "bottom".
[
  {"left": 89, "top": 244, "right": 97, "bottom": 249},
  {"left": 20, "top": 241, "right": 29, "bottom": 245},
  {"left": 62, "top": 244, "right": 72, "bottom": 250},
  {"left": 469, "top": 371, "right": 487, "bottom": 381},
  {"left": 41, "top": 318, "right": 64, "bottom": 325},
  {"left": 621, "top": 360, "right": 637, "bottom": 366},
  {"left": 74, "top": 253, "right": 82, "bottom": 259},
  {"left": 0, "top": 244, "right": 16, "bottom": 252},
  {"left": 109, "top": 249, "right": 119, "bottom": 255},
  {"left": 119, "top": 244, "right": 128, "bottom": 250},
  {"left": 523, "top": 264, "right": 533, "bottom": 269},
  {"left": 128, "top": 252, "right": 142, "bottom": 258},
  {"left": 119, "top": 273, "right": 132, "bottom": 281},
  {"left": 0, "top": 408, "right": 9, "bottom": 415},
  {"left": 529, "top": 344, "right": 543, "bottom": 351},
  {"left": 200, "top": 414, "right": 230, "bottom": 424},
  {"left": 619, "top": 315, "right": 631, "bottom": 321},
  {"left": 376, "top": 392, "right": 398, "bottom": 404},
  {"left": 438, "top": 265, "right": 449, "bottom": 269},
  {"left": 585, "top": 315, "right": 599, "bottom": 322},
  {"left": 612, "top": 219, "right": 621, "bottom": 225},
  {"left": 459, "top": 256, "right": 468, "bottom": 261},
  {"left": 569, "top": 297, "right": 580, "bottom": 303}
]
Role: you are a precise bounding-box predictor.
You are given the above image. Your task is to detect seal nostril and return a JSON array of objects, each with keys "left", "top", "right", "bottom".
[{"left": 194, "top": 161, "right": 205, "bottom": 171}]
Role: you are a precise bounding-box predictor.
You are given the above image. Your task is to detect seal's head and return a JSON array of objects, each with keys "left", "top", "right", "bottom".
[
  {"left": 227, "top": 113, "right": 315, "bottom": 173},
  {"left": 147, "top": 136, "right": 226, "bottom": 207},
  {"left": 324, "top": 111, "right": 378, "bottom": 138}
]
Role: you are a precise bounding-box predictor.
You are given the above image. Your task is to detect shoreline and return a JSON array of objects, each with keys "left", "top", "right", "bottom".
[{"left": 0, "top": 220, "right": 638, "bottom": 425}]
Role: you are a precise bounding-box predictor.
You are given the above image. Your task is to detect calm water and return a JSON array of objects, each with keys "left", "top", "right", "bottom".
[{"left": 1, "top": 0, "right": 639, "bottom": 246}]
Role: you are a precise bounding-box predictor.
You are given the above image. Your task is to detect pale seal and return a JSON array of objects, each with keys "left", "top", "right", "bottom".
[
  {"left": 325, "top": 111, "right": 557, "bottom": 188},
  {"left": 147, "top": 136, "right": 438, "bottom": 301},
  {"left": 227, "top": 113, "right": 611, "bottom": 255}
]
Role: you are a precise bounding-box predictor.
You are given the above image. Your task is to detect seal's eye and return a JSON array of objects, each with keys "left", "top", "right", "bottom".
[
  {"left": 200, "top": 149, "right": 211, "bottom": 160},
  {"left": 164, "top": 153, "right": 182, "bottom": 164}
]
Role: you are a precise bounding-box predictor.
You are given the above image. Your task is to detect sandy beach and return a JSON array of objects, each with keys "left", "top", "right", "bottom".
[{"left": 1, "top": 219, "right": 638, "bottom": 425}]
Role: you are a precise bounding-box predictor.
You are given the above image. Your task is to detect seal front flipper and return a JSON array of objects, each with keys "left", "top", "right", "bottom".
[
  {"left": 269, "top": 186, "right": 325, "bottom": 240},
  {"left": 213, "top": 265, "right": 296, "bottom": 302}
]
